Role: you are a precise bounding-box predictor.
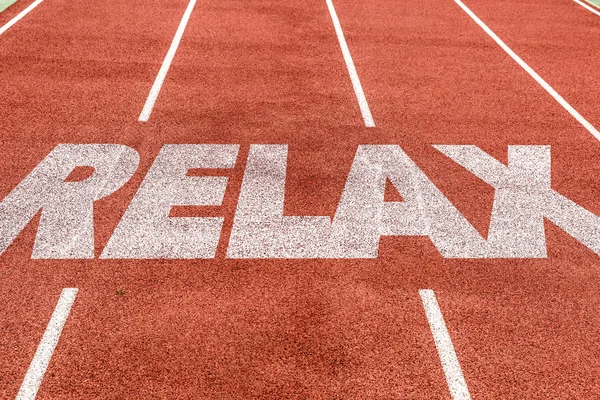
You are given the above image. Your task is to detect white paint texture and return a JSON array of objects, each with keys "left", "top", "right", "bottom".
[
  {"left": 420, "top": 289, "right": 471, "bottom": 400},
  {"left": 16, "top": 288, "right": 78, "bottom": 400},
  {"left": 227, "top": 145, "right": 332, "bottom": 258},
  {"left": 138, "top": 0, "right": 197, "bottom": 122},
  {"left": 325, "top": 0, "right": 375, "bottom": 127},
  {"left": 102, "top": 145, "right": 238, "bottom": 259},
  {"left": 329, "top": 145, "right": 488, "bottom": 258},
  {"left": 2, "top": 144, "right": 598, "bottom": 260},
  {"left": 575, "top": 0, "right": 600, "bottom": 16},
  {"left": 436, "top": 145, "right": 600, "bottom": 256},
  {"left": 0, "top": 144, "right": 139, "bottom": 259},
  {"left": 0, "top": 0, "right": 44, "bottom": 36},
  {"left": 453, "top": 0, "right": 600, "bottom": 141},
  {"left": 228, "top": 145, "right": 488, "bottom": 258}
]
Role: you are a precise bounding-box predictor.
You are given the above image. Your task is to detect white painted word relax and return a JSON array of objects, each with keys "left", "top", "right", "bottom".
[{"left": 0, "top": 144, "right": 598, "bottom": 259}]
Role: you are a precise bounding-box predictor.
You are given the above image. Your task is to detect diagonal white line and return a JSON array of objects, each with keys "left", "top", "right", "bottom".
[
  {"left": 420, "top": 289, "right": 471, "bottom": 400},
  {"left": 325, "top": 0, "right": 375, "bottom": 128},
  {"left": 15, "top": 288, "right": 78, "bottom": 400},
  {"left": 574, "top": 0, "right": 600, "bottom": 16},
  {"left": 453, "top": 0, "right": 600, "bottom": 142},
  {"left": 582, "top": 0, "right": 600, "bottom": 10},
  {"left": 138, "top": 0, "right": 197, "bottom": 122},
  {"left": 0, "top": 0, "right": 44, "bottom": 36}
]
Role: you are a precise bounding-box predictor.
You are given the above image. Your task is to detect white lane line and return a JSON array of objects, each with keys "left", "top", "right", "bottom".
[
  {"left": 16, "top": 288, "right": 78, "bottom": 400},
  {"left": 574, "top": 0, "right": 600, "bottom": 16},
  {"left": 0, "top": 0, "right": 44, "bottom": 36},
  {"left": 420, "top": 289, "right": 472, "bottom": 400},
  {"left": 325, "top": 0, "right": 375, "bottom": 128},
  {"left": 138, "top": 0, "right": 197, "bottom": 122},
  {"left": 453, "top": 0, "right": 600, "bottom": 142},
  {"left": 583, "top": 0, "right": 600, "bottom": 10}
]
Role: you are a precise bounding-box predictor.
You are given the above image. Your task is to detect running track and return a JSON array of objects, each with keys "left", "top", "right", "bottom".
[{"left": 1, "top": 0, "right": 600, "bottom": 398}]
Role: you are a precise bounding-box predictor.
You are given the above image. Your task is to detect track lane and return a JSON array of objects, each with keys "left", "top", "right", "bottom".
[
  {"left": 147, "top": 0, "right": 368, "bottom": 132},
  {"left": 1, "top": 0, "right": 600, "bottom": 398},
  {"left": 0, "top": 0, "right": 44, "bottom": 36},
  {"left": 0, "top": 0, "right": 35, "bottom": 28},
  {"left": 0, "top": 0, "right": 449, "bottom": 398},
  {"left": 0, "top": 279, "right": 71, "bottom": 398},
  {"left": 16, "top": 288, "right": 78, "bottom": 400},
  {"left": 36, "top": 264, "right": 449, "bottom": 399},
  {"left": 454, "top": 0, "right": 600, "bottom": 136},
  {"left": 574, "top": 0, "right": 600, "bottom": 16},
  {"left": 28, "top": 0, "right": 449, "bottom": 397},
  {"left": 0, "top": 0, "right": 203, "bottom": 396},
  {"left": 330, "top": 0, "right": 600, "bottom": 397}
]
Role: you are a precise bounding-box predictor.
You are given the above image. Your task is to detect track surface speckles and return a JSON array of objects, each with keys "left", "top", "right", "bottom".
[{"left": 1, "top": 0, "right": 600, "bottom": 398}]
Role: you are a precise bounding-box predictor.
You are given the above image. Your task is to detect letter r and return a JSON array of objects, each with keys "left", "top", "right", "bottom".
[{"left": 0, "top": 144, "right": 139, "bottom": 259}]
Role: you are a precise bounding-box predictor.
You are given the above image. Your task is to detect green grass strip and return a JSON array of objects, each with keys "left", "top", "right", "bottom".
[
  {"left": 585, "top": 0, "right": 600, "bottom": 7},
  {"left": 0, "top": 0, "right": 17, "bottom": 13}
]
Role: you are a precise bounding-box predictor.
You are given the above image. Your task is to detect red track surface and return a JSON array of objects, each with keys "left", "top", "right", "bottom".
[{"left": 1, "top": 0, "right": 599, "bottom": 398}]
